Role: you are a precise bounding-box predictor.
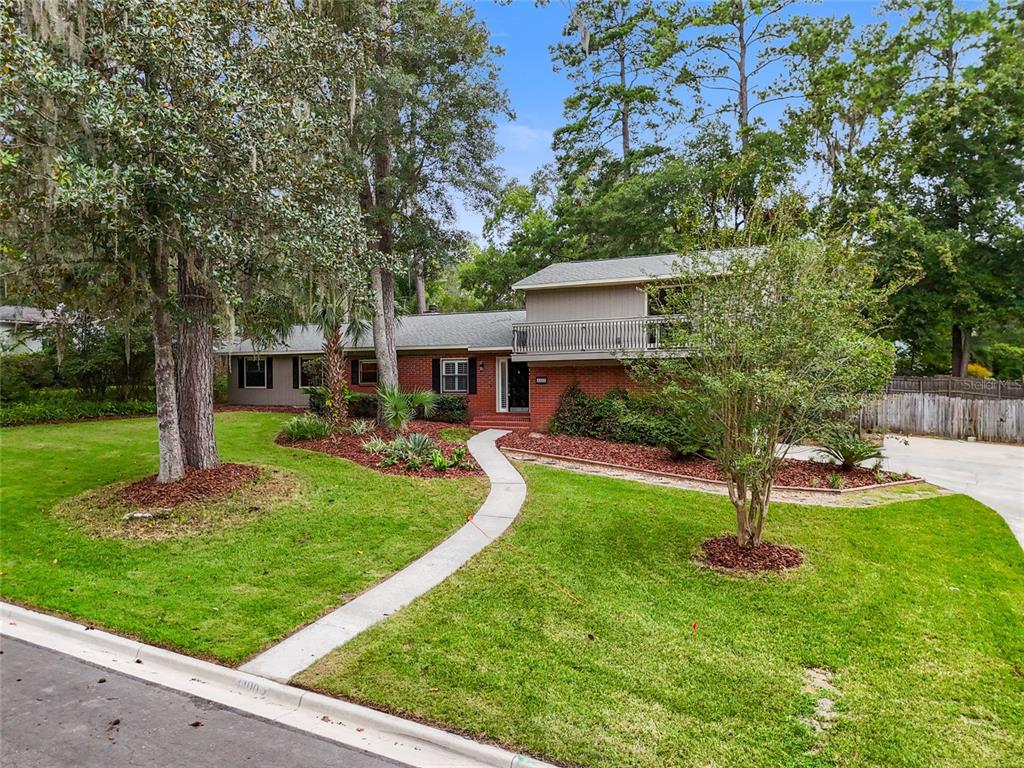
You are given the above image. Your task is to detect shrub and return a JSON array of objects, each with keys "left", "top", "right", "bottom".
[
  {"left": 279, "top": 414, "right": 332, "bottom": 441},
  {"left": 0, "top": 394, "right": 156, "bottom": 426},
  {"left": 967, "top": 362, "right": 993, "bottom": 379},
  {"left": 347, "top": 419, "right": 375, "bottom": 435},
  {"left": 0, "top": 353, "right": 55, "bottom": 402},
  {"left": 815, "top": 425, "right": 884, "bottom": 469},
  {"left": 425, "top": 394, "right": 468, "bottom": 423},
  {"left": 982, "top": 342, "right": 1024, "bottom": 380},
  {"left": 348, "top": 392, "right": 378, "bottom": 418},
  {"left": 548, "top": 386, "right": 713, "bottom": 458},
  {"left": 377, "top": 385, "right": 436, "bottom": 432},
  {"left": 429, "top": 449, "right": 450, "bottom": 471},
  {"left": 361, "top": 435, "right": 389, "bottom": 454},
  {"left": 213, "top": 370, "right": 229, "bottom": 404}
]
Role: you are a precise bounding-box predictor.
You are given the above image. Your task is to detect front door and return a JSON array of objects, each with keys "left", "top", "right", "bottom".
[{"left": 508, "top": 362, "right": 530, "bottom": 411}]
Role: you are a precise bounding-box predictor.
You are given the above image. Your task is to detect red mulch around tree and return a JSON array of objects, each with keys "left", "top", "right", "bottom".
[
  {"left": 497, "top": 431, "right": 914, "bottom": 489},
  {"left": 119, "top": 463, "right": 263, "bottom": 508},
  {"left": 279, "top": 420, "right": 483, "bottom": 478},
  {"left": 700, "top": 535, "right": 804, "bottom": 573}
]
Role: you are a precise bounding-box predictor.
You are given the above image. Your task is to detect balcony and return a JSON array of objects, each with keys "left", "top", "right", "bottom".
[{"left": 511, "top": 315, "right": 689, "bottom": 360}]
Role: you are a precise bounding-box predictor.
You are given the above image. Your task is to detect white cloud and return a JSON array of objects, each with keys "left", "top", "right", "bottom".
[{"left": 498, "top": 123, "right": 554, "bottom": 153}]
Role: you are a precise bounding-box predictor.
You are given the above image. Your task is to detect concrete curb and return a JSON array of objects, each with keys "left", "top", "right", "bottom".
[{"left": 1, "top": 602, "right": 555, "bottom": 768}]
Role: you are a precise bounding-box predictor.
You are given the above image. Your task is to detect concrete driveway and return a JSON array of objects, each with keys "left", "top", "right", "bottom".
[{"left": 790, "top": 436, "right": 1024, "bottom": 549}]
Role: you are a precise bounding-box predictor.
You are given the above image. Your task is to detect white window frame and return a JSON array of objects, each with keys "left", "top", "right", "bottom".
[
  {"left": 441, "top": 357, "right": 469, "bottom": 394},
  {"left": 298, "top": 355, "right": 323, "bottom": 388},
  {"left": 358, "top": 359, "right": 378, "bottom": 386},
  {"left": 244, "top": 357, "right": 267, "bottom": 389}
]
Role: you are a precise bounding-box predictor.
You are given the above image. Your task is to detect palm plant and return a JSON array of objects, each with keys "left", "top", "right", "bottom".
[{"left": 376, "top": 384, "right": 436, "bottom": 432}]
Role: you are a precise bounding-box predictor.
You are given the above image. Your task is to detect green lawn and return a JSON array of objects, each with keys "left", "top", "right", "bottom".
[
  {"left": 300, "top": 464, "right": 1024, "bottom": 768},
  {"left": 0, "top": 412, "right": 485, "bottom": 663}
]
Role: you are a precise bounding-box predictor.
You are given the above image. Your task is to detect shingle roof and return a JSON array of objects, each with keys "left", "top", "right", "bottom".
[
  {"left": 216, "top": 309, "right": 526, "bottom": 356},
  {"left": 511, "top": 249, "right": 746, "bottom": 290},
  {"left": 0, "top": 305, "right": 47, "bottom": 324}
]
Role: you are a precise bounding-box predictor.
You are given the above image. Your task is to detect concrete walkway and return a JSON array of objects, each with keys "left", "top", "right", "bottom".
[
  {"left": 789, "top": 436, "right": 1024, "bottom": 549},
  {"left": 240, "top": 429, "right": 526, "bottom": 683}
]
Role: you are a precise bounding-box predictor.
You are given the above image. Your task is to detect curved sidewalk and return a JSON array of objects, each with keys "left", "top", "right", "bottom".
[{"left": 240, "top": 428, "right": 526, "bottom": 683}]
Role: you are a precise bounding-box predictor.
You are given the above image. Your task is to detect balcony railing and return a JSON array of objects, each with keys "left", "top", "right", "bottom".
[{"left": 512, "top": 315, "right": 689, "bottom": 357}]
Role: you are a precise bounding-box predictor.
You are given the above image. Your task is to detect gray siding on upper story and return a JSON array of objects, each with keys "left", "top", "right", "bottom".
[
  {"left": 524, "top": 284, "right": 647, "bottom": 323},
  {"left": 226, "top": 355, "right": 310, "bottom": 407}
]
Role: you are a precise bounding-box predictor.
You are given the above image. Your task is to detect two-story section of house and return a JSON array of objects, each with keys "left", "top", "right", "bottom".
[{"left": 218, "top": 252, "right": 691, "bottom": 431}]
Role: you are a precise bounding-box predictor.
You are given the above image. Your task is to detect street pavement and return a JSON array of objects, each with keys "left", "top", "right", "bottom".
[{"left": 0, "top": 636, "right": 411, "bottom": 768}]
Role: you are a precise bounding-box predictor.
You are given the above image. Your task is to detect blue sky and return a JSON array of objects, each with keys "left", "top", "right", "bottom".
[{"left": 456, "top": 1, "right": 965, "bottom": 239}]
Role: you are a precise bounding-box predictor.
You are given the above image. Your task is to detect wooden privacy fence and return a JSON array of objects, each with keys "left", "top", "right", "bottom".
[
  {"left": 886, "top": 375, "right": 1024, "bottom": 400},
  {"left": 860, "top": 392, "right": 1024, "bottom": 443}
]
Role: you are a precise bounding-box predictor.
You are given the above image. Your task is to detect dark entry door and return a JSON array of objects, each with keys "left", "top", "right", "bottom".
[{"left": 508, "top": 362, "right": 530, "bottom": 410}]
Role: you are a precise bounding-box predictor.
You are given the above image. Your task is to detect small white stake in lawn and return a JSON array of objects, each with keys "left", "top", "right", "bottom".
[{"left": 240, "top": 429, "right": 525, "bottom": 683}]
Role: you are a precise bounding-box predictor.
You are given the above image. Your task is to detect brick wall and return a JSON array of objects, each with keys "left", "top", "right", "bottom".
[
  {"left": 527, "top": 362, "right": 635, "bottom": 431},
  {"left": 345, "top": 351, "right": 500, "bottom": 421}
]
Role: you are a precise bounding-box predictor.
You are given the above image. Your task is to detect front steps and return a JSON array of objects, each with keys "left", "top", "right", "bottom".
[{"left": 470, "top": 413, "right": 532, "bottom": 431}]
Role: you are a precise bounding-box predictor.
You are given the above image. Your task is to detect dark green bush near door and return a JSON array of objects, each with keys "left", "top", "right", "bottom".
[
  {"left": 549, "top": 386, "right": 714, "bottom": 457},
  {"left": 424, "top": 394, "right": 468, "bottom": 424}
]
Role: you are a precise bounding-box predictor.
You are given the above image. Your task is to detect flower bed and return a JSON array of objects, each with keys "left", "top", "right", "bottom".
[
  {"left": 498, "top": 432, "right": 915, "bottom": 489},
  {"left": 279, "top": 420, "right": 483, "bottom": 478}
]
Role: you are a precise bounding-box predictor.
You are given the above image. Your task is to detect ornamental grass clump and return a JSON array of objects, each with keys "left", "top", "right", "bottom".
[{"left": 280, "top": 414, "right": 332, "bottom": 441}]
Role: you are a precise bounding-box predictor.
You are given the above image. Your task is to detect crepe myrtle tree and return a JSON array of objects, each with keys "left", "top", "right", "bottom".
[{"left": 633, "top": 238, "right": 895, "bottom": 548}]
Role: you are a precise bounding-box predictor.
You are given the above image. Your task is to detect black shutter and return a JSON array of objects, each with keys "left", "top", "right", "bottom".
[
  {"left": 292, "top": 356, "right": 300, "bottom": 389},
  {"left": 237, "top": 358, "right": 245, "bottom": 389},
  {"left": 431, "top": 358, "right": 441, "bottom": 392},
  {"left": 266, "top": 357, "right": 274, "bottom": 389},
  {"left": 468, "top": 357, "right": 477, "bottom": 394},
  {"left": 351, "top": 358, "right": 360, "bottom": 384}
]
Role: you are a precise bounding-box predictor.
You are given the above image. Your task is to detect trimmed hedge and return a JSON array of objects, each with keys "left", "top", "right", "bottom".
[
  {"left": 348, "top": 392, "right": 378, "bottom": 418},
  {"left": 0, "top": 396, "right": 156, "bottom": 427},
  {"left": 549, "top": 386, "right": 714, "bottom": 458}
]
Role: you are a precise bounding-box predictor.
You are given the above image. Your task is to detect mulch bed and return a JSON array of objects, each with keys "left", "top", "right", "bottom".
[
  {"left": 119, "top": 463, "right": 263, "bottom": 508},
  {"left": 497, "top": 432, "right": 914, "bottom": 489},
  {"left": 279, "top": 420, "right": 483, "bottom": 478},
  {"left": 700, "top": 535, "right": 804, "bottom": 573}
]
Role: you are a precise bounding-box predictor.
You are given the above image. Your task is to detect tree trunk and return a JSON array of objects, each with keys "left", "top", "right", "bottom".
[
  {"left": 369, "top": 0, "right": 399, "bottom": 425},
  {"left": 323, "top": 324, "right": 347, "bottom": 427},
  {"left": 952, "top": 324, "right": 970, "bottom": 377},
  {"left": 149, "top": 238, "right": 186, "bottom": 484},
  {"left": 176, "top": 250, "right": 220, "bottom": 469},
  {"left": 618, "top": 42, "right": 630, "bottom": 174},
  {"left": 414, "top": 255, "right": 427, "bottom": 314},
  {"left": 735, "top": 7, "right": 749, "bottom": 151},
  {"left": 370, "top": 266, "right": 399, "bottom": 390}
]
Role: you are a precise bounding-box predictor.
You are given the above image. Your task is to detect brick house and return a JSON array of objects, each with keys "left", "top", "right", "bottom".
[{"left": 217, "top": 252, "right": 703, "bottom": 431}]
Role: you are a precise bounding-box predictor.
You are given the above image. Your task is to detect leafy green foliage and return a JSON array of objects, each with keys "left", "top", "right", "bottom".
[
  {"left": 347, "top": 419, "right": 376, "bottom": 436},
  {"left": 427, "top": 395, "right": 469, "bottom": 424},
  {"left": 348, "top": 393, "right": 379, "bottom": 419},
  {"left": 280, "top": 414, "right": 332, "bottom": 442},
  {"left": 363, "top": 431, "right": 441, "bottom": 470},
  {"left": 0, "top": 393, "right": 155, "bottom": 427},
  {"left": 0, "top": 353, "right": 55, "bottom": 402},
  {"left": 815, "top": 426, "right": 884, "bottom": 470},
  {"left": 376, "top": 385, "right": 437, "bottom": 432},
  {"left": 635, "top": 237, "right": 895, "bottom": 546},
  {"left": 549, "top": 386, "right": 713, "bottom": 458}
]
